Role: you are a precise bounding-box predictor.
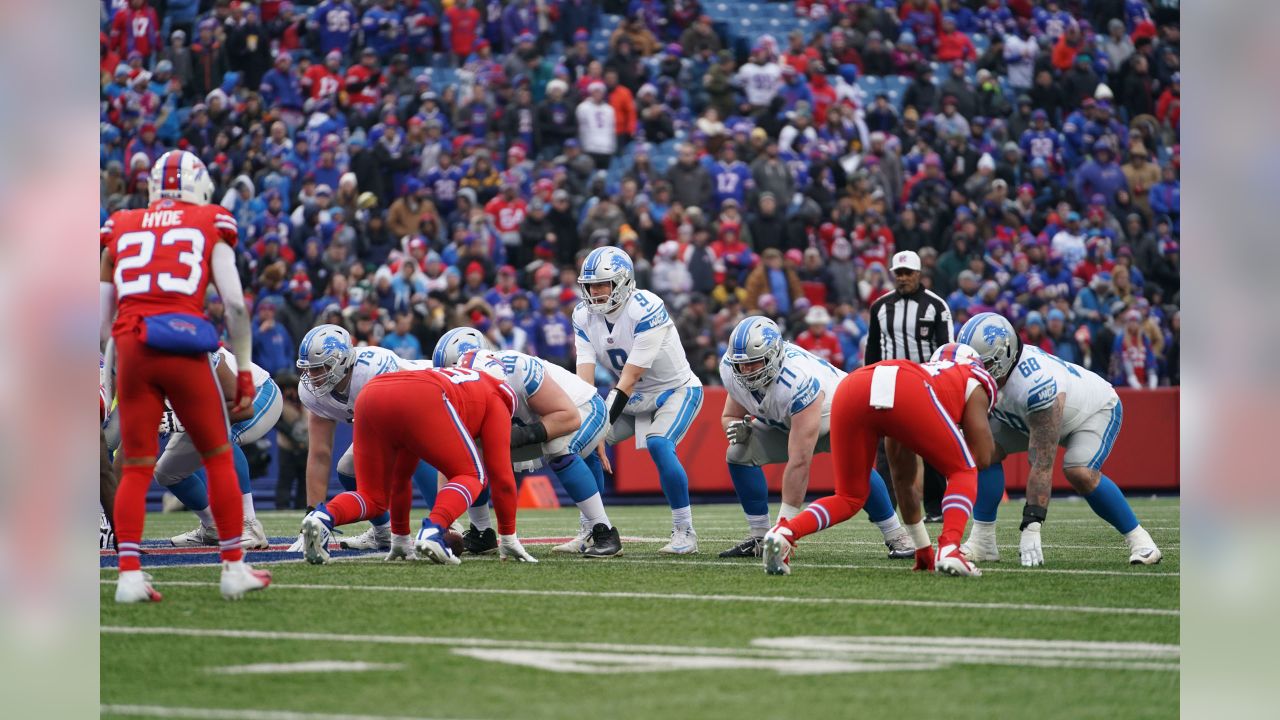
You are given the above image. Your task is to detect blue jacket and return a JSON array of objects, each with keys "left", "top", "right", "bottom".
[{"left": 260, "top": 68, "right": 304, "bottom": 111}]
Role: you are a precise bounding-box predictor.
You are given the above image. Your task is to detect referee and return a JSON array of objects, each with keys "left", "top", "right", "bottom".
[{"left": 865, "top": 250, "right": 954, "bottom": 523}]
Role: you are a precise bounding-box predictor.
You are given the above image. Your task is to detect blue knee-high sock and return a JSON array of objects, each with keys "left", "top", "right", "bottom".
[
  {"left": 170, "top": 472, "right": 211, "bottom": 512},
  {"left": 472, "top": 485, "right": 490, "bottom": 508},
  {"left": 728, "top": 463, "right": 769, "bottom": 518},
  {"left": 975, "top": 465, "right": 1005, "bottom": 523},
  {"left": 646, "top": 437, "right": 690, "bottom": 509},
  {"left": 233, "top": 444, "right": 251, "bottom": 495},
  {"left": 412, "top": 461, "right": 438, "bottom": 507},
  {"left": 582, "top": 450, "right": 606, "bottom": 495},
  {"left": 1085, "top": 475, "right": 1140, "bottom": 534},
  {"left": 338, "top": 470, "right": 390, "bottom": 526},
  {"left": 863, "top": 469, "right": 895, "bottom": 524},
  {"left": 549, "top": 454, "right": 599, "bottom": 504}
]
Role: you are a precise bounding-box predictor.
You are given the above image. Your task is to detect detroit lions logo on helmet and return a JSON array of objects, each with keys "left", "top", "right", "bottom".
[
  {"left": 761, "top": 325, "right": 781, "bottom": 343},
  {"left": 982, "top": 324, "right": 1009, "bottom": 344},
  {"left": 321, "top": 336, "right": 348, "bottom": 355}
]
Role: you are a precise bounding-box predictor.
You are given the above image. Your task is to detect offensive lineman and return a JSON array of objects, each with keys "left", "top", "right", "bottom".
[
  {"left": 100, "top": 150, "right": 270, "bottom": 602},
  {"left": 574, "top": 246, "right": 703, "bottom": 554},
  {"left": 719, "top": 317, "right": 915, "bottom": 559},
  {"left": 954, "top": 313, "right": 1162, "bottom": 566}
]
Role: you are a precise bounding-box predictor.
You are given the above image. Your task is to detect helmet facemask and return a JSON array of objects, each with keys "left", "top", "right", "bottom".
[
  {"left": 579, "top": 277, "right": 630, "bottom": 315},
  {"left": 298, "top": 353, "right": 350, "bottom": 396},
  {"left": 730, "top": 341, "right": 784, "bottom": 392}
]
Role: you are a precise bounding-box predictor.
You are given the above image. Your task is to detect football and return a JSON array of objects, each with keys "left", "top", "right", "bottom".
[{"left": 444, "top": 527, "right": 464, "bottom": 557}]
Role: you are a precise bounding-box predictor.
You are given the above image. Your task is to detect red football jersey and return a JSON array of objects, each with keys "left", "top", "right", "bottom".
[
  {"left": 399, "top": 367, "right": 518, "bottom": 426},
  {"left": 102, "top": 200, "right": 238, "bottom": 331},
  {"left": 884, "top": 359, "right": 998, "bottom": 420}
]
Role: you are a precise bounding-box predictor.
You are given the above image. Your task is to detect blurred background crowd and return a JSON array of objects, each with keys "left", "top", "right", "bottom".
[{"left": 100, "top": 0, "right": 1180, "bottom": 392}]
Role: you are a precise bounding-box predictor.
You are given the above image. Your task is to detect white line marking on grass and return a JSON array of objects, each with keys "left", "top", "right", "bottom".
[
  {"left": 205, "top": 660, "right": 405, "bottom": 675},
  {"left": 96, "top": 580, "right": 1178, "bottom": 616},
  {"left": 610, "top": 557, "right": 1179, "bottom": 578},
  {"left": 99, "top": 705, "right": 469, "bottom": 720}
]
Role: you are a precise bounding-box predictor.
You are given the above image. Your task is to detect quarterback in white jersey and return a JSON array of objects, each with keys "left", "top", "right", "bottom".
[
  {"left": 718, "top": 317, "right": 912, "bottom": 559},
  {"left": 292, "top": 324, "right": 439, "bottom": 554},
  {"left": 954, "top": 314, "right": 1162, "bottom": 566},
  {"left": 454, "top": 348, "right": 622, "bottom": 558},
  {"left": 574, "top": 246, "right": 703, "bottom": 554}
]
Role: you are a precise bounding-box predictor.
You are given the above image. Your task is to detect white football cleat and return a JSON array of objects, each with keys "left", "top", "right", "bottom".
[
  {"left": 220, "top": 560, "right": 272, "bottom": 600},
  {"left": 936, "top": 544, "right": 982, "bottom": 577},
  {"left": 884, "top": 528, "right": 916, "bottom": 559},
  {"left": 959, "top": 521, "right": 1001, "bottom": 562},
  {"left": 1124, "top": 526, "right": 1163, "bottom": 565},
  {"left": 762, "top": 527, "right": 794, "bottom": 576},
  {"left": 170, "top": 523, "right": 218, "bottom": 547},
  {"left": 415, "top": 522, "right": 461, "bottom": 566},
  {"left": 115, "top": 570, "right": 162, "bottom": 604},
  {"left": 552, "top": 520, "right": 592, "bottom": 554},
  {"left": 240, "top": 518, "right": 269, "bottom": 550},
  {"left": 385, "top": 533, "right": 419, "bottom": 561},
  {"left": 299, "top": 512, "right": 333, "bottom": 565},
  {"left": 341, "top": 524, "right": 391, "bottom": 551},
  {"left": 659, "top": 526, "right": 698, "bottom": 555},
  {"left": 286, "top": 532, "right": 305, "bottom": 553}
]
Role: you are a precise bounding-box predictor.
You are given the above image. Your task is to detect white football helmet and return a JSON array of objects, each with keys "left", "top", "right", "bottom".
[
  {"left": 149, "top": 150, "right": 214, "bottom": 205},
  {"left": 956, "top": 312, "right": 1020, "bottom": 380},
  {"left": 929, "top": 342, "right": 983, "bottom": 366},
  {"left": 577, "top": 246, "right": 636, "bottom": 315},
  {"left": 432, "top": 327, "right": 491, "bottom": 367},
  {"left": 725, "top": 316, "right": 785, "bottom": 391},
  {"left": 296, "top": 324, "right": 355, "bottom": 395}
]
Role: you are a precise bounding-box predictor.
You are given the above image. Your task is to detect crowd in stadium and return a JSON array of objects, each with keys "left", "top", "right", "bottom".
[{"left": 99, "top": 0, "right": 1181, "bottom": 391}]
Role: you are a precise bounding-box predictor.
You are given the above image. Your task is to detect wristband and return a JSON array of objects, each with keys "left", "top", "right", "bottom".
[
  {"left": 510, "top": 421, "right": 549, "bottom": 448},
  {"left": 1020, "top": 504, "right": 1048, "bottom": 531},
  {"left": 607, "top": 388, "right": 630, "bottom": 425}
]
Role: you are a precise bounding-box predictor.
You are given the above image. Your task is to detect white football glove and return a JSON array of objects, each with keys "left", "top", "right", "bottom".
[
  {"left": 725, "top": 419, "right": 752, "bottom": 445},
  {"left": 1019, "top": 522, "right": 1044, "bottom": 567},
  {"left": 158, "top": 408, "right": 185, "bottom": 435},
  {"left": 498, "top": 534, "right": 539, "bottom": 563}
]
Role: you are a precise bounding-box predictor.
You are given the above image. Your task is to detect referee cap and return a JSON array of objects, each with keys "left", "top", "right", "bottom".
[{"left": 890, "top": 250, "right": 921, "bottom": 272}]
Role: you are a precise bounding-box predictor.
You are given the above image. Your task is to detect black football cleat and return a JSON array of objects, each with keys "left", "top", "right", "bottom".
[
  {"left": 718, "top": 535, "right": 764, "bottom": 558},
  {"left": 462, "top": 524, "right": 498, "bottom": 555},
  {"left": 582, "top": 524, "right": 623, "bottom": 558}
]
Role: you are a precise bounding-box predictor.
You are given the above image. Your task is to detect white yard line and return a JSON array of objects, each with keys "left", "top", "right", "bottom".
[
  {"left": 96, "top": 579, "right": 1178, "bottom": 616},
  {"left": 100, "top": 705, "right": 469, "bottom": 720},
  {"left": 205, "top": 660, "right": 405, "bottom": 675}
]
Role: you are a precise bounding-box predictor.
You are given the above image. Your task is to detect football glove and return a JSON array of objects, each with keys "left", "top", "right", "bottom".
[
  {"left": 234, "top": 370, "right": 255, "bottom": 411},
  {"left": 498, "top": 534, "right": 538, "bottom": 563},
  {"left": 913, "top": 545, "right": 936, "bottom": 572},
  {"left": 1019, "top": 522, "right": 1044, "bottom": 567},
  {"left": 725, "top": 419, "right": 752, "bottom": 445}
]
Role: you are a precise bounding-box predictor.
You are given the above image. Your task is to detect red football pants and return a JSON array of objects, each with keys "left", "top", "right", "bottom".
[
  {"left": 112, "top": 331, "right": 242, "bottom": 570},
  {"left": 330, "top": 378, "right": 518, "bottom": 536},
  {"left": 785, "top": 368, "right": 977, "bottom": 548}
]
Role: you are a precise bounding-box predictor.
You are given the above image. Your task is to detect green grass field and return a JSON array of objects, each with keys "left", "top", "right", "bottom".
[{"left": 101, "top": 498, "right": 1179, "bottom": 720}]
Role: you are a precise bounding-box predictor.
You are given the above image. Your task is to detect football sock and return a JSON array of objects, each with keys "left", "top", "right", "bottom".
[
  {"left": 323, "top": 492, "right": 374, "bottom": 527},
  {"left": 429, "top": 477, "right": 484, "bottom": 530},
  {"left": 582, "top": 449, "right": 607, "bottom": 494},
  {"left": 1085, "top": 475, "right": 1140, "bottom": 534},
  {"left": 646, "top": 436, "right": 691, "bottom": 510},
  {"left": 241, "top": 493, "right": 256, "bottom": 523},
  {"left": 787, "top": 495, "right": 861, "bottom": 541},
  {"left": 193, "top": 506, "right": 214, "bottom": 527},
  {"left": 550, "top": 454, "right": 611, "bottom": 527},
  {"left": 670, "top": 505, "right": 693, "bottom": 531},
  {"left": 939, "top": 469, "right": 977, "bottom": 549},
  {"left": 232, "top": 443, "right": 251, "bottom": 494},
  {"left": 728, "top": 464, "right": 770, "bottom": 531},
  {"left": 467, "top": 506, "right": 493, "bottom": 531},
  {"left": 412, "top": 461, "right": 438, "bottom": 507},
  {"left": 115, "top": 462, "right": 154, "bottom": 573},
  {"left": 577, "top": 493, "right": 611, "bottom": 528},
  {"left": 337, "top": 470, "right": 391, "bottom": 528},
  {"left": 974, "top": 465, "right": 1005, "bottom": 523},
  {"left": 863, "top": 469, "right": 896, "bottom": 523},
  {"left": 778, "top": 502, "right": 803, "bottom": 521},
  {"left": 204, "top": 449, "right": 244, "bottom": 563}
]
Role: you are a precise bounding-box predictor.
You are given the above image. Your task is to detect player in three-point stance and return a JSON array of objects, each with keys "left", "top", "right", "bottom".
[
  {"left": 718, "top": 317, "right": 915, "bottom": 559},
  {"left": 955, "top": 313, "right": 1162, "bottom": 566},
  {"left": 100, "top": 149, "right": 271, "bottom": 602},
  {"left": 298, "top": 361, "right": 538, "bottom": 565},
  {"left": 763, "top": 348, "right": 998, "bottom": 577},
  {"left": 574, "top": 246, "right": 703, "bottom": 554},
  {"left": 291, "top": 324, "right": 444, "bottom": 554}
]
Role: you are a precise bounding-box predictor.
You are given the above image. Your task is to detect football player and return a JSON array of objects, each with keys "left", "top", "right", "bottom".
[
  {"left": 100, "top": 150, "right": 271, "bottom": 602},
  {"left": 719, "top": 317, "right": 915, "bottom": 559},
  {"left": 298, "top": 362, "right": 537, "bottom": 566},
  {"left": 454, "top": 347, "right": 622, "bottom": 558},
  {"left": 292, "top": 324, "right": 445, "bottom": 554},
  {"left": 763, "top": 350, "right": 998, "bottom": 577},
  {"left": 574, "top": 247, "right": 703, "bottom": 554},
  {"left": 955, "top": 313, "right": 1162, "bottom": 566}
]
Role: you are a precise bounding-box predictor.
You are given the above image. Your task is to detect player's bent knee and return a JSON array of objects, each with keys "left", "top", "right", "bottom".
[
  {"left": 548, "top": 453, "right": 575, "bottom": 473},
  {"left": 1063, "top": 466, "right": 1101, "bottom": 494}
]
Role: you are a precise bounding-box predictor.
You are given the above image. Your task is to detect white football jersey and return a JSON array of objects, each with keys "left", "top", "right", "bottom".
[
  {"left": 573, "top": 289, "right": 698, "bottom": 399},
  {"left": 736, "top": 62, "right": 783, "bottom": 106},
  {"left": 720, "top": 342, "right": 844, "bottom": 431},
  {"left": 489, "top": 349, "right": 597, "bottom": 425},
  {"left": 992, "top": 345, "right": 1117, "bottom": 437},
  {"left": 212, "top": 347, "right": 271, "bottom": 388},
  {"left": 301, "top": 345, "right": 431, "bottom": 423}
]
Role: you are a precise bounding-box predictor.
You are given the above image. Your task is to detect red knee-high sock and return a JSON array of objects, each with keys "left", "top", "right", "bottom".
[
  {"left": 115, "top": 464, "right": 153, "bottom": 572},
  {"left": 781, "top": 495, "right": 863, "bottom": 542},
  {"left": 939, "top": 469, "right": 977, "bottom": 549},
  {"left": 428, "top": 477, "right": 483, "bottom": 529},
  {"left": 324, "top": 491, "right": 380, "bottom": 528},
  {"left": 204, "top": 450, "right": 244, "bottom": 563}
]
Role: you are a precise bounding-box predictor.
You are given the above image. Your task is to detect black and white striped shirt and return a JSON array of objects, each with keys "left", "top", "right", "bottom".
[{"left": 865, "top": 289, "right": 954, "bottom": 365}]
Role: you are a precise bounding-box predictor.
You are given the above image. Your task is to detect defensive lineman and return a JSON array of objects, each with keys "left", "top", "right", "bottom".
[
  {"left": 574, "top": 246, "right": 703, "bottom": 554},
  {"left": 719, "top": 317, "right": 915, "bottom": 559},
  {"left": 954, "top": 313, "right": 1162, "bottom": 566}
]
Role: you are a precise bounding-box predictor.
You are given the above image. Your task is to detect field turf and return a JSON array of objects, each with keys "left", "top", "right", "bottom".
[{"left": 101, "top": 498, "right": 1179, "bottom": 720}]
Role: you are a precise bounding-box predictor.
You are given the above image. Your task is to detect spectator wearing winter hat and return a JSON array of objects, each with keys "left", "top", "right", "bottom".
[
  {"left": 1074, "top": 140, "right": 1129, "bottom": 213},
  {"left": 1121, "top": 145, "right": 1162, "bottom": 219},
  {"left": 1020, "top": 311, "right": 1056, "bottom": 353},
  {"left": 1112, "top": 310, "right": 1159, "bottom": 389}
]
